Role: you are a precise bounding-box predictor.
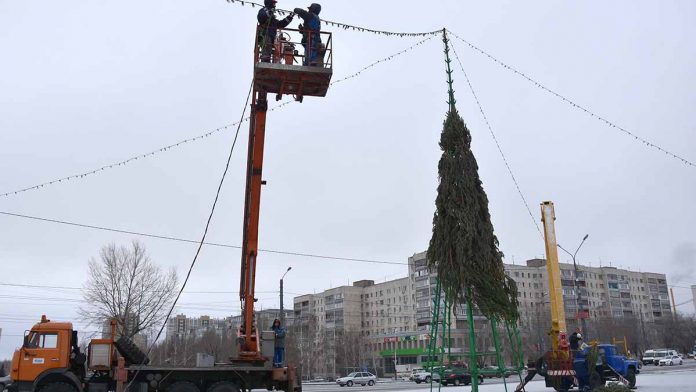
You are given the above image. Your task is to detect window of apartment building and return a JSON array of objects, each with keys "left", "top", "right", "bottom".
[
  {"left": 533, "top": 283, "right": 539, "bottom": 289},
  {"left": 514, "top": 271, "right": 519, "bottom": 277},
  {"left": 523, "top": 292, "right": 527, "bottom": 298}
]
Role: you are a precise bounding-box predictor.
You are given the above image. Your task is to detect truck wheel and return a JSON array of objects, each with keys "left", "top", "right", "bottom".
[
  {"left": 346, "top": 381, "right": 353, "bottom": 387},
  {"left": 115, "top": 335, "right": 150, "bottom": 365},
  {"left": 40, "top": 382, "right": 77, "bottom": 392},
  {"left": 207, "top": 381, "right": 240, "bottom": 392},
  {"left": 626, "top": 368, "right": 636, "bottom": 388},
  {"left": 415, "top": 380, "right": 421, "bottom": 384},
  {"left": 425, "top": 376, "right": 431, "bottom": 383}
]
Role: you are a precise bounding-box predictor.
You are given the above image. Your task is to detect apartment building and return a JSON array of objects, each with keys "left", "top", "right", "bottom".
[
  {"left": 507, "top": 259, "right": 672, "bottom": 327},
  {"left": 293, "top": 253, "right": 672, "bottom": 377},
  {"left": 165, "top": 314, "right": 232, "bottom": 341},
  {"left": 293, "top": 278, "right": 416, "bottom": 376}
]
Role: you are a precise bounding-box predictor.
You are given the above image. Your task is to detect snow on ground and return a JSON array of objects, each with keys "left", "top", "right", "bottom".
[{"left": 406, "top": 368, "right": 696, "bottom": 392}]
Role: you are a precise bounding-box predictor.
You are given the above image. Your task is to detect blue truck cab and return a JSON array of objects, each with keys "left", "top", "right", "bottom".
[{"left": 573, "top": 344, "right": 638, "bottom": 390}]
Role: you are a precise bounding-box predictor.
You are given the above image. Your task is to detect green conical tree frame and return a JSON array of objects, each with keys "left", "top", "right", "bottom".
[{"left": 425, "top": 29, "right": 525, "bottom": 392}]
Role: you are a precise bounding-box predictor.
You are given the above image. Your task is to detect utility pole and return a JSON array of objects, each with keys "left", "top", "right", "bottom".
[
  {"left": 669, "top": 287, "right": 677, "bottom": 319},
  {"left": 280, "top": 266, "right": 292, "bottom": 327},
  {"left": 558, "top": 234, "right": 589, "bottom": 336}
]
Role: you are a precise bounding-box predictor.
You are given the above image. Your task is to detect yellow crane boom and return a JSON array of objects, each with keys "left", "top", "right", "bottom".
[{"left": 540, "top": 201, "right": 566, "bottom": 351}]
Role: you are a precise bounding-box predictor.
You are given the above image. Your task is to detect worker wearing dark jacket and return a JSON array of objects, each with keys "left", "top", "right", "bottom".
[
  {"left": 293, "top": 3, "right": 321, "bottom": 65},
  {"left": 271, "top": 318, "right": 286, "bottom": 367},
  {"left": 569, "top": 330, "right": 582, "bottom": 350},
  {"left": 257, "top": 0, "right": 294, "bottom": 62}
]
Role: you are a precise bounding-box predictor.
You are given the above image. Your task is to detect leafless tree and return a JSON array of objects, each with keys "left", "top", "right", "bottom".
[{"left": 80, "top": 240, "right": 178, "bottom": 339}]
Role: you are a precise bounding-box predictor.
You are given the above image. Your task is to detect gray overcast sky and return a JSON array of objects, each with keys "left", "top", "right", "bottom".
[{"left": 1, "top": 0, "right": 695, "bottom": 359}]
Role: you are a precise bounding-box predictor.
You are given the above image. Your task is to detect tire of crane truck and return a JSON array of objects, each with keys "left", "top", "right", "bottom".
[
  {"left": 115, "top": 335, "right": 150, "bottom": 365},
  {"left": 39, "top": 382, "right": 77, "bottom": 392},
  {"left": 166, "top": 381, "right": 200, "bottom": 392},
  {"left": 207, "top": 381, "right": 240, "bottom": 392},
  {"left": 626, "top": 368, "right": 637, "bottom": 388}
]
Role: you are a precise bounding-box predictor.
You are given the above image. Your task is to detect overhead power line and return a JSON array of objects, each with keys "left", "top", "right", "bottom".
[
  {"left": 130, "top": 80, "right": 253, "bottom": 383},
  {"left": 446, "top": 29, "right": 695, "bottom": 169},
  {"left": 0, "top": 211, "right": 406, "bottom": 266},
  {"left": 224, "top": 0, "right": 440, "bottom": 37},
  {"left": 0, "top": 282, "right": 299, "bottom": 296},
  {"left": 448, "top": 40, "right": 543, "bottom": 240}
]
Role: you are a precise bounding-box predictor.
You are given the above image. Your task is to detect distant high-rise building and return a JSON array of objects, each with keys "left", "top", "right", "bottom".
[
  {"left": 165, "top": 315, "right": 232, "bottom": 341},
  {"left": 294, "top": 251, "right": 673, "bottom": 378},
  {"left": 691, "top": 285, "right": 696, "bottom": 314}
]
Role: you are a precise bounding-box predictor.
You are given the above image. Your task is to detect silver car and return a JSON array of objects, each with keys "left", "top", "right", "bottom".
[{"left": 336, "top": 372, "right": 377, "bottom": 387}]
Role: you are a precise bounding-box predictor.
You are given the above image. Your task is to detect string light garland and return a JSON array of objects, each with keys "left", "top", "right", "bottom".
[
  {"left": 449, "top": 41, "right": 543, "bottom": 239},
  {"left": 2, "top": 37, "right": 434, "bottom": 198},
  {"left": 330, "top": 36, "right": 434, "bottom": 86},
  {"left": 224, "top": 0, "right": 440, "bottom": 37},
  {"left": 446, "top": 29, "right": 695, "bottom": 169}
]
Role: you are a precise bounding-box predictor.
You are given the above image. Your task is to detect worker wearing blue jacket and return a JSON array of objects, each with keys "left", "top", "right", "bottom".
[
  {"left": 293, "top": 3, "right": 322, "bottom": 65},
  {"left": 257, "top": 0, "right": 294, "bottom": 62},
  {"left": 271, "top": 318, "right": 286, "bottom": 368}
]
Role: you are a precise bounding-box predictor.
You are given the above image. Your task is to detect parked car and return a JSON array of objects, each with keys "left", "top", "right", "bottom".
[
  {"left": 481, "top": 365, "right": 516, "bottom": 378},
  {"left": 659, "top": 355, "right": 683, "bottom": 366},
  {"left": 336, "top": 372, "right": 377, "bottom": 387},
  {"left": 413, "top": 370, "right": 433, "bottom": 384},
  {"left": 408, "top": 368, "right": 424, "bottom": 381},
  {"left": 439, "top": 367, "right": 485, "bottom": 386}
]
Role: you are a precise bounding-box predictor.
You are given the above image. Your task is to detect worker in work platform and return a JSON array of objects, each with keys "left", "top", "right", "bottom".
[
  {"left": 257, "top": 0, "right": 294, "bottom": 62},
  {"left": 293, "top": 3, "right": 322, "bottom": 65},
  {"left": 271, "top": 318, "right": 286, "bottom": 367}
]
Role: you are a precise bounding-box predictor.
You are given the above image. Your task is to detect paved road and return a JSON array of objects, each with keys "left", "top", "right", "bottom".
[{"left": 300, "top": 376, "right": 527, "bottom": 392}]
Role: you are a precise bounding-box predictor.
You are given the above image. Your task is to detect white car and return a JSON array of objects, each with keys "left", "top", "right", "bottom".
[
  {"left": 413, "top": 371, "right": 431, "bottom": 384},
  {"left": 659, "top": 355, "right": 683, "bottom": 366},
  {"left": 336, "top": 372, "right": 377, "bottom": 387}
]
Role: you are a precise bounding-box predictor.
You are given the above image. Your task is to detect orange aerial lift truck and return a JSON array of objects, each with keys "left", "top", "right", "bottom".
[
  {"left": 9, "top": 25, "right": 332, "bottom": 392},
  {"left": 516, "top": 202, "right": 638, "bottom": 392}
]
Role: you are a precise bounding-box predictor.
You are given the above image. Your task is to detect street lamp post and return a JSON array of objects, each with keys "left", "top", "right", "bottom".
[
  {"left": 558, "top": 234, "right": 589, "bottom": 336},
  {"left": 280, "top": 266, "right": 292, "bottom": 327}
]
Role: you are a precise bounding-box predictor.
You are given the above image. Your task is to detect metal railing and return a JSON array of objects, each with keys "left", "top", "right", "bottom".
[{"left": 254, "top": 25, "right": 333, "bottom": 69}]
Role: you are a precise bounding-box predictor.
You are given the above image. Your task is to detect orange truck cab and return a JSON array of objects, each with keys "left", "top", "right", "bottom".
[{"left": 10, "top": 315, "right": 87, "bottom": 392}]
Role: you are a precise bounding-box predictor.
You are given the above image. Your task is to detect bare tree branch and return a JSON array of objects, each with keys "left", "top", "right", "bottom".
[{"left": 79, "top": 240, "right": 179, "bottom": 340}]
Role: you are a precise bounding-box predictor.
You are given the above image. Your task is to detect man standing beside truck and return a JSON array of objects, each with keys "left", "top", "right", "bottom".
[{"left": 271, "top": 318, "right": 286, "bottom": 368}]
